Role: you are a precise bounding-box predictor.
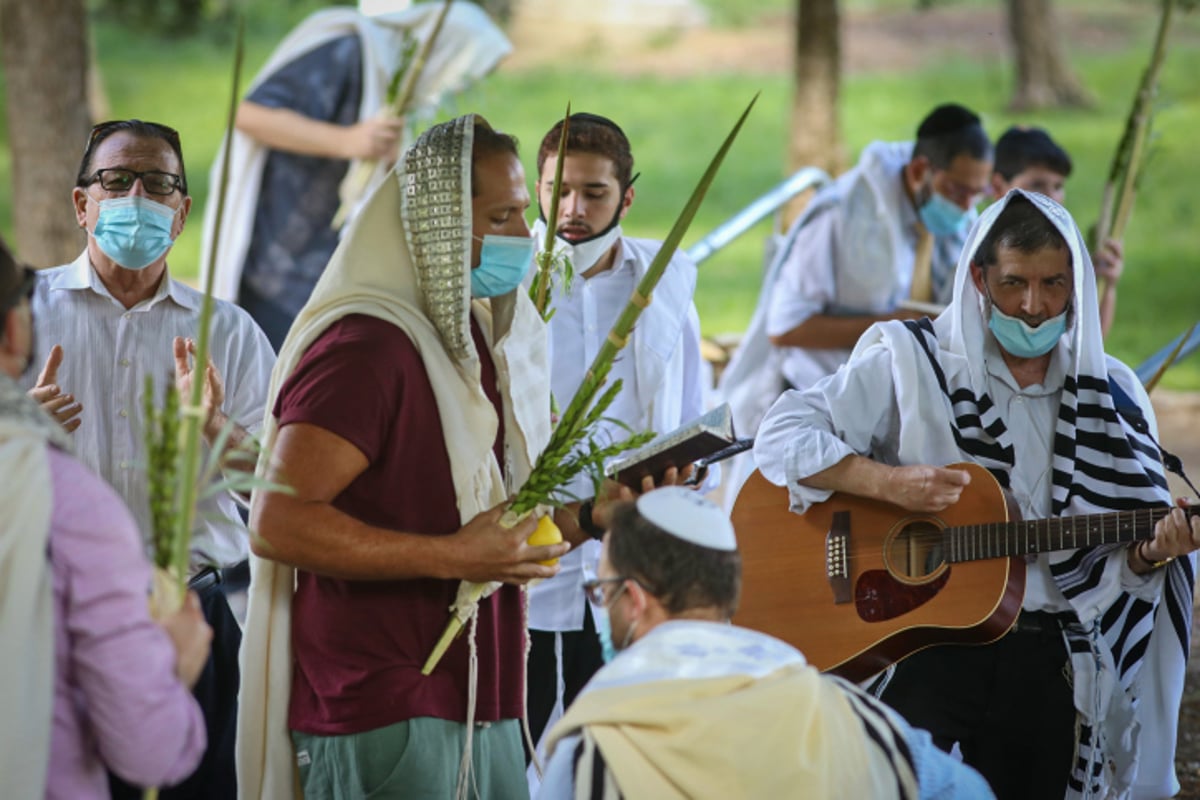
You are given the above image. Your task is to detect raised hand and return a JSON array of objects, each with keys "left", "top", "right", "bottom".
[
  {"left": 29, "top": 344, "right": 83, "bottom": 433},
  {"left": 1093, "top": 238, "right": 1124, "bottom": 285},
  {"left": 173, "top": 336, "right": 226, "bottom": 440}
]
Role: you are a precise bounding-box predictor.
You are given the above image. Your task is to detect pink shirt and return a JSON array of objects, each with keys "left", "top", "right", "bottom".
[{"left": 46, "top": 448, "right": 205, "bottom": 798}]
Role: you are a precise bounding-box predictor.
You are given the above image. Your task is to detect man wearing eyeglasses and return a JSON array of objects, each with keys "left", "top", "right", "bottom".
[
  {"left": 23, "top": 118, "right": 275, "bottom": 799},
  {"left": 536, "top": 487, "right": 994, "bottom": 799}
]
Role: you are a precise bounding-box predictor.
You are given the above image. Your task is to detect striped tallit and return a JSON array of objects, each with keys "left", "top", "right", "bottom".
[{"left": 859, "top": 190, "right": 1193, "bottom": 798}]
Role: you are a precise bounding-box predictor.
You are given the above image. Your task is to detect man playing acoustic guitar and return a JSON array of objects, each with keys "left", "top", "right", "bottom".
[{"left": 753, "top": 191, "right": 1199, "bottom": 799}]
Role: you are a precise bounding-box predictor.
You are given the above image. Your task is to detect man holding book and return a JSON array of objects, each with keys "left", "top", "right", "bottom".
[{"left": 525, "top": 112, "right": 712, "bottom": 786}]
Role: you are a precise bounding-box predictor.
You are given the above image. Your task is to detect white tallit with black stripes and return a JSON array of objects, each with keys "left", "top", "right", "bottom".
[{"left": 856, "top": 190, "right": 1194, "bottom": 798}]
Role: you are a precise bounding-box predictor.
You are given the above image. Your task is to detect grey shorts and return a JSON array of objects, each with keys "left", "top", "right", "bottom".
[{"left": 292, "top": 717, "right": 529, "bottom": 800}]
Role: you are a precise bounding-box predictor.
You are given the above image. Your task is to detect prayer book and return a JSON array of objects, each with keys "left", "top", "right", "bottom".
[{"left": 605, "top": 404, "right": 748, "bottom": 488}]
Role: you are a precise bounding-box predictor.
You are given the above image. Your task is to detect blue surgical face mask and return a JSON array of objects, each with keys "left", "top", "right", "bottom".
[
  {"left": 988, "top": 304, "right": 1069, "bottom": 358},
  {"left": 470, "top": 234, "right": 535, "bottom": 298},
  {"left": 593, "top": 605, "right": 619, "bottom": 664},
  {"left": 92, "top": 196, "right": 179, "bottom": 270},
  {"left": 918, "top": 191, "right": 971, "bottom": 237}
]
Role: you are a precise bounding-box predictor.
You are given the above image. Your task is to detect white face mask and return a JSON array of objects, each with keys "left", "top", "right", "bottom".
[
  {"left": 558, "top": 225, "right": 623, "bottom": 273},
  {"left": 533, "top": 219, "right": 623, "bottom": 275}
]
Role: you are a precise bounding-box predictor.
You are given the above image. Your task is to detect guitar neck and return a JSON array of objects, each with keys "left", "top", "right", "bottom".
[{"left": 944, "top": 504, "right": 1200, "bottom": 563}]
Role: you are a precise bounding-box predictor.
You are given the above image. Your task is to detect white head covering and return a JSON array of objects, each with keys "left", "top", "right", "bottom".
[
  {"left": 636, "top": 487, "right": 737, "bottom": 551},
  {"left": 852, "top": 189, "right": 1191, "bottom": 797},
  {"left": 359, "top": 0, "right": 412, "bottom": 15},
  {"left": 237, "top": 115, "right": 549, "bottom": 800},
  {"left": 940, "top": 188, "right": 1098, "bottom": 386}
]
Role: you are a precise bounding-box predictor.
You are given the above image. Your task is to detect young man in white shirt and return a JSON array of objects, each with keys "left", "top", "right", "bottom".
[{"left": 525, "top": 112, "right": 710, "bottom": 784}]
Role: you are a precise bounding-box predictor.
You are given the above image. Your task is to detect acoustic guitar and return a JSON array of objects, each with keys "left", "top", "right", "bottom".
[{"left": 731, "top": 462, "right": 1192, "bottom": 682}]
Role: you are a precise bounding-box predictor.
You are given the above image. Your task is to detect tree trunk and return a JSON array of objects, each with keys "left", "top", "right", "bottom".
[
  {"left": 786, "top": 0, "right": 841, "bottom": 225},
  {"left": 1006, "top": 0, "right": 1092, "bottom": 111},
  {"left": 0, "top": 0, "right": 91, "bottom": 268}
]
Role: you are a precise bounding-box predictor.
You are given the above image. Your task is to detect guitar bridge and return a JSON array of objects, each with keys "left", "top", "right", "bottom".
[{"left": 826, "top": 510, "right": 852, "bottom": 604}]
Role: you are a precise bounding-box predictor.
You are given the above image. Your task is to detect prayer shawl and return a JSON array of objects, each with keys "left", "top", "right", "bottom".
[
  {"left": 850, "top": 190, "right": 1193, "bottom": 799},
  {"left": 0, "top": 373, "right": 71, "bottom": 799},
  {"left": 199, "top": 3, "right": 511, "bottom": 302},
  {"left": 544, "top": 621, "right": 919, "bottom": 800},
  {"left": 236, "top": 115, "right": 550, "bottom": 800},
  {"left": 717, "top": 141, "right": 969, "bottom": 511}
]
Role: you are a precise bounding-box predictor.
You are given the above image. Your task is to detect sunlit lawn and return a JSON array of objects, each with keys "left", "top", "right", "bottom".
[{"left": 0, "top": 0, "right": 1196, "bottom": 386}]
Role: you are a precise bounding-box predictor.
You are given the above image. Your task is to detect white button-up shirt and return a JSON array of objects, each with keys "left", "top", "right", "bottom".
[
  {"left": 27, "top": 252, "right": 275, "bottom": 573},
  {"left": 531, "top": 237, "right": 709, "bottom": 632}
]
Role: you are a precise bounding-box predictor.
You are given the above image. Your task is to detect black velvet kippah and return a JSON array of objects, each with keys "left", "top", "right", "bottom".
[{"left": 916, "top": 103, "right": 982, "bottom": 137}]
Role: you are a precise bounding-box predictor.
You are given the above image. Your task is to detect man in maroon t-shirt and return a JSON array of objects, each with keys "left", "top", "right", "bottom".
[{"left": 249, "top": 116, "right": 573, "bottom": 799}]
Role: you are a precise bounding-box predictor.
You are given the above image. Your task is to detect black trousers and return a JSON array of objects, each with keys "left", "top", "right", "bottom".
[
  {"left": 880, "top": 613, "right": 1077, "bottom": 800},
  {"left": 524, "top": 609, "right": 604, "bottom": 763},
  {"left": 109, "top": 578, "right": 241, "bottom": 799}
]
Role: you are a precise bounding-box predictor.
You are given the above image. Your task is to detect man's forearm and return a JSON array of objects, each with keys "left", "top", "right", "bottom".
[
  {"left": 799, "top": 454, "right": 891, "bottom": 500},
  {"left": 250, "top": 492, "right": 454, "bottom": 581},
  {"left": 235, "top": 101, "right": 354, "bottom": 159},
  {"left": 769, "top": 313, "right": 894, "bottom": 350}
]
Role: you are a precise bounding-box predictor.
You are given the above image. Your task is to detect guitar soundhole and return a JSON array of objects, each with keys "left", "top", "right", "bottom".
[{"left": 885, "top": 519, "right": 945, "bottom": 580}]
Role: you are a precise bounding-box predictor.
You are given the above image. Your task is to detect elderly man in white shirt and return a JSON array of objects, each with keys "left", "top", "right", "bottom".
[
  {"left": 25, "top": 119, "right": 274, "bottom": 800},
  {"left": 525, "top": 112, "right": 711, "bottom": 789}
]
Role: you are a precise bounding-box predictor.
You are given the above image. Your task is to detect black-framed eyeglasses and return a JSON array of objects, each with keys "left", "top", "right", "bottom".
[
  {"left": 78, "top": 119, "right": 188, "bottom": 195},
  {"left": 583, "top": 576, "right": 632, "bottom": 607},
  {"left": 85, "top": 167, "right": 183, "bottom": 196}
]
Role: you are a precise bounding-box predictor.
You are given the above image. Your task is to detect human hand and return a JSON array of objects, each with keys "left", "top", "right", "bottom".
[
  {"left": 884, "top": 465, "right": 971, "bottom": 512},
  {"left": 1093, "top": 239, "right": 1124, "bottom": 285},
  {"left": 159, "top": 591, "right": 213, "bottom": 690},
  {"left": 1138, "top": 499, "right": 1200, "bottom": 564},
  {"left": 28, "top": 345, "right": 83, "bottom": 433},
  {"left": 174, "top": 337, "right": 226, "bottom": 441},
  {"left": 590, "top": 479, "right": 637, "bottom": 532},
  {"left": 344, "top": 114, "right": 404, "bottom": 162},
  {"left": 446, "top": 501, "right": 571, "bottom": 585}
]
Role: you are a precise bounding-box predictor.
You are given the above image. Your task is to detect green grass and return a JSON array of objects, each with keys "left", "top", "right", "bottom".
[{"left": 0, "top": 1, "right": 1197, "bottom": 387}]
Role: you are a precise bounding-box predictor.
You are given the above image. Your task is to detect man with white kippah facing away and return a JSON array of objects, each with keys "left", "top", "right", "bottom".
[{"left": 536, "top": 487, "right": 994, "bottom": 800}]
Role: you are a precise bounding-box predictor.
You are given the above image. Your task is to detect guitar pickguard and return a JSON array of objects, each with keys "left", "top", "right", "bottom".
[{"left": 855, "top": 569, "right": 950, "bottom": 623}]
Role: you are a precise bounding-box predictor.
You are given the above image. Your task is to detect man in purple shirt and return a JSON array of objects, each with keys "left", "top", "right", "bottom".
[{"left": 0, "top": 236, "right": 211, "bottom": 798}]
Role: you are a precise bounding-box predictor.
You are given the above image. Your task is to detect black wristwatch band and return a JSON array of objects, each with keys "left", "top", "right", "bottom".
[{"left": 578, "top": 499, "right": 605, "bottom": 540}]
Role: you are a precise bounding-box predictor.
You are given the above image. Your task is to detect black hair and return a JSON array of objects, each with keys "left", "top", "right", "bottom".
[
  {"left": 536, "top": 112, "right": 634, "bottom": 187},
  {"left": 993, "top": 126, "right": 1073, "bottom": 181},
  {"left": 607, "top": 501, "right": 741, "bottom": 618},
  {"left": 972, "top": 194, "right": 1071, "bottom": 271},
  {"left": 470, "top": 116, "right": 520, "bottom": 197},
  {"left": 912, "top": 103, "right": 992, "bottom": 169},
  {"left": 75, "top": 119, "right": 188, "bottom": 195}
]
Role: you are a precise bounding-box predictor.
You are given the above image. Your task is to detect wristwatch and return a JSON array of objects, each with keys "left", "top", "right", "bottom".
[{"left": 578, "top": 499, "right": 606, "bottom": 540}]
